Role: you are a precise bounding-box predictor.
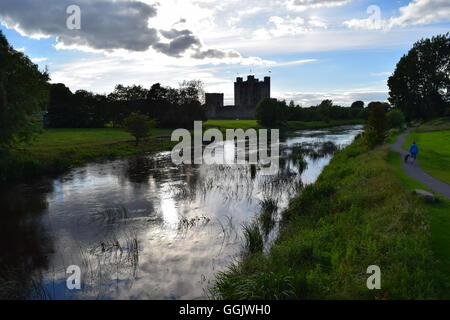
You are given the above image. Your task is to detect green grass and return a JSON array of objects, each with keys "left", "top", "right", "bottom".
[
  {"left": 211, "top": 138, "right": 446, "bottom": 300},
  {"left": 388, "top": 139, "right": 450, "bottom": 297},
  {"left": 243, "top": 221, "right": 264, "bottom": 255},
  {"left": 402, "top": 127, "right": 450, "bottom": 185},
  {"left": 0, "top": 128, "right": 175, "bottom": 181},
  {"left": 259, "top": 198, "right": 278, "bottom": 235}
]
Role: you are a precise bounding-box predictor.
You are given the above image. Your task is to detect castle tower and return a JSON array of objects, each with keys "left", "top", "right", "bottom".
[
  {"left": 205, "top": 93, "right": 224, "bottom": 118},
  {"left": 234, "top": 75, "right": 270, "bottom": 109}
]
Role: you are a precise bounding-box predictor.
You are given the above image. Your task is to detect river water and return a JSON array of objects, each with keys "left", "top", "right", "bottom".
[{"left": 0, "top": 125, "right": 363, "bottom": 300}]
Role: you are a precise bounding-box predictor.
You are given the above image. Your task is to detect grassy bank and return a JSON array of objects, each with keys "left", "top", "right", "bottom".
[
  {"left": 386, "top": 150, "right": 450, "bottom": 296},
  {"left": 401, "top": 117, "right": 450, "bottom": 185},
  {"left": 211, "top": 137, "right": 445, "bottom": 299},
  {"left": 0, "top": 128, "right": 175, "bottom": 182}
]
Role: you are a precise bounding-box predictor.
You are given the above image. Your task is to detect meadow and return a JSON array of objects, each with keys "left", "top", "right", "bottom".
[
  {"left": 0, "top": 127, "right": 175, "bottom": 181},
  {"left": 402, "top": 117, "right": 450, "bottom": 185}
]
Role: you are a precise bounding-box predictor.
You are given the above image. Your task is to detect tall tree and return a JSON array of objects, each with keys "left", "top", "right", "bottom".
[
  {"left": 388, "top": 33, "right": 450, "bottom": 120},
  {"left": 0, "top": 31, "right": 49, "bottom": 150}
]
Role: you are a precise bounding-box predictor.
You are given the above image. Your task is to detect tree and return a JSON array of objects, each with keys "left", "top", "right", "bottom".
[
  {"left": 0, "top": 31, "right": 50, "bottom": 150},
  {"left": 46, "top": 83, "right": 74, "bottom": 128},
  {"left": 386, "top": 109, "right": 405, "bottom": 129},
  {"left": 351, "top": 101, "right": 365, "bottom": 109},
  {"left": 388, "top": 33, "right": 450, "bottom": 120},
  {"left": 317, "top": 99, "right": 333, "bottom": 123},
  {"left": 255, "top": 98, "right": 288, "bottom": 127},
  {"left": 365, "top": 102, "right": 388, "bottom": 148},
  {"left": 179, "top": 80, "right": 205, "bottom": 105},
  {"left": 109, "top": 84, "right": 148, "bottom": 102},
  {"left": 123, "top": 112, "right": 156, "bottom": 146}
]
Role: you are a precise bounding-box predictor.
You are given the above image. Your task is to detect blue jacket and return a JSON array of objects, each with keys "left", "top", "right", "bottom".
[{"left": 410, "top": 144, "right": 419, "bottom": 154}]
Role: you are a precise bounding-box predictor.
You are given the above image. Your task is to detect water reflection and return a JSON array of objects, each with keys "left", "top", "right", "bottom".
[
  {"left": 0, "top": 125, "right": 363, "bottom": 299},
  {"left": 0, "top": 182, "right": 53, "bottom": 299}
]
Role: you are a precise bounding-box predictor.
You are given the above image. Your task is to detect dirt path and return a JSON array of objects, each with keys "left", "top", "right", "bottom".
[{"left": 391, "top": 129, "right": 450, "bottom": 199}]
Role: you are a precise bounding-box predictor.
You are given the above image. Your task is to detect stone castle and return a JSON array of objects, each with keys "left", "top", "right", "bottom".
[{"left": 205, "top": 75, "right": 271, "bottom": 119}]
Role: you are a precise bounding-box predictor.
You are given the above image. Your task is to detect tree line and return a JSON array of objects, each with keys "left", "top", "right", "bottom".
[
  {"left": 255, "top": 98, "right": 384, "bottom": 126},
  {"left": 46, "top": 81, "right": 207, "bottom": 129}
]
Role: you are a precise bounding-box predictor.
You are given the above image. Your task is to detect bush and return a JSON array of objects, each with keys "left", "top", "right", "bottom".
[
  {"left": 123, "top": 112, "right": 156, "bottom": 146},
  {"left": 387, "top": 109, "right": 406, "bottom": 128},
  {"left": 255, "top": 98, "right": 288, "bottom": 127},
  {"left": 365, "top": 102, "right": 388, "bottom": 148}
]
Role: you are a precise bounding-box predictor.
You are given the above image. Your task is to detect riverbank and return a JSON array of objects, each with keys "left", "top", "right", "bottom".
[
  {"left": 211, "top": 134, "right": 447, "bottom": 299},
  {"left": 204, "top": 119, "right": 364, "bottom": 132},
  {"left": 0, "top": 120, "right": 364, "bottom": 182},
  {"left": 0, "top": 128, "right": 175, "bottom": 182}
]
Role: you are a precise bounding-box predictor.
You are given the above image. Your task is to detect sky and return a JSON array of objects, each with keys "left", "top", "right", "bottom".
[{"left": 0, "top": 0, "right": 449, "bottom": 106}]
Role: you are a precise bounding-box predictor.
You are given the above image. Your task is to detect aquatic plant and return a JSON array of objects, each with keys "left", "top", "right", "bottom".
[{"left": 242, "top": 221, "right": 264, "bottom": 255}]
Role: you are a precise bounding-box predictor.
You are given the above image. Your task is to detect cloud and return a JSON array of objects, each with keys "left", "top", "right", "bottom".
[
  {"left": 343, "top": 0, "right": 450, "bottom": 30},
  {"left": 0, "top": 0, "right": 160, "bottom": 52},
  {"left": 31, "top": 57, "right": 48, "bottom": 63},
  {"left": 276, "top": 88, "right": 388, "bottom": 107},
  {"left": 391, "top": 0, "right": 450, "bottom": 27},
  {"left": 371, "top": 72, "right": 391, "bottom": 77},
  {"left": 253, "top": 15, "right": 328, "bottom": 40},
  {"left": 160, "top": 29, "right": 194, "bottom": 40},
  {"left": 0, "top": 0, "right": 243, "bottom": 59},
  {"left": 287, "top": 0, "right": 353, "bottom": 11},
  {"left": 268, "top": 59, "right": 318, "bottom": 67},
  {"left": 154, "top": 29, "right": 201, "bottom": 57},
  {"left": 192, "top": 49, "right": 241, "bottom": 59}
]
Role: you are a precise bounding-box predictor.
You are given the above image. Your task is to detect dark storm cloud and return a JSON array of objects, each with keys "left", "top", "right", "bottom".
[
  {"left": 0, "top": 0, "right": 158, "bottom": 51},
  {"left": 191, "top": 49, "right": 241, "bottom": 59},
  {"left": 153, "top": 33, "right": 201, "bottom": 57},
  {"left": 160, "top": 28, "right": 193, "bottom": 39},
  {"left": 156, "top": 29, "right": 240, "bottom": 60}
]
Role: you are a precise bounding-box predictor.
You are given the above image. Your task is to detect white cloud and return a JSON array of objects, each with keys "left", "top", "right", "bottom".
[
  {"left": 286, "top": 0, "right": 353, "bottom": 11},
  {"left": 371, "top": 72, "right": 391, "bottom": 77},
  {"left": 276, "top": 88, "right": 388, "bottom": 107},
  {"left": 344, "top": 0, "right": 450, "bottom": 30},
  {"left": 31, "top": 57, "right": 48, "bottom": 63},
  {"left": 269, "top": 59, "right": 318, "bottom": 67}
]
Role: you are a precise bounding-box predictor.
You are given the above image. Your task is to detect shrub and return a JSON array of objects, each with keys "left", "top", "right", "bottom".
[
  {"left": 387, "top": 109, "right": 406, "bottom": 128},
  {"left": 254, "top": 98, "right": 288, "bottom": 127},
  {"left": 123, "top": 112, "right": 156, "bottom": 146}
]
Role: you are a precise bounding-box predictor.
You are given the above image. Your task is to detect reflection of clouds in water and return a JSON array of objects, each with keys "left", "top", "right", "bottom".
[{"left": 160, "top": 193, "right": 179, "bottom": 229}]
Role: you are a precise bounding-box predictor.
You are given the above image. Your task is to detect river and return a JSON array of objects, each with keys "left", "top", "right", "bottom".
[{"left": 0, "top": 125, "right": 363, "bottom": 300}]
